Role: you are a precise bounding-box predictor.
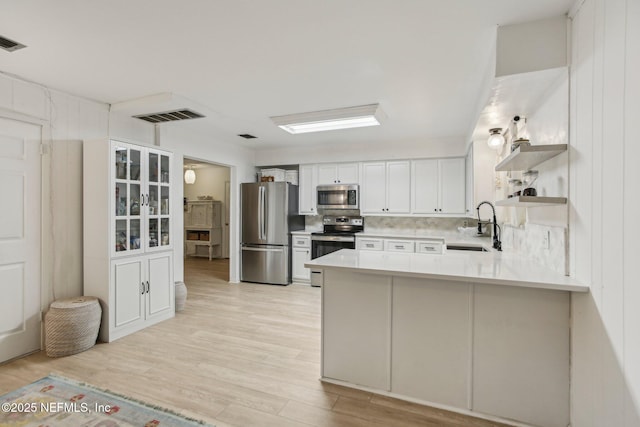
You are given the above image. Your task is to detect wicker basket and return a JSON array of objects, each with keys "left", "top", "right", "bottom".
[{"left": 45, "top": 296, "right": 102, "bottom": 358}]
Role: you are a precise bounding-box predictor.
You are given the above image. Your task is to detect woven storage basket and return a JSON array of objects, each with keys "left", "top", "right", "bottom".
[{"left": 45, "top": 296, "right": 102, "bottom": 358}]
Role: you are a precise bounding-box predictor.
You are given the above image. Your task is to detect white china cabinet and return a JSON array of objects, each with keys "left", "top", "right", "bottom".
[{"left": 84, "top": 139, "right": 175, "bottom": 342}]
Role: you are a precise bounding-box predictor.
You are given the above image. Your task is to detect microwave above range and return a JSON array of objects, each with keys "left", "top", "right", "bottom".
[{"left": 316, "top": 184, "right": 359, "bottom": 210}]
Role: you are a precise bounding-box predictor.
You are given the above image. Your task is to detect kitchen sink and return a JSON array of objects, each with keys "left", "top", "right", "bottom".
[{"left": 446, "top": 244, "right": 489, "bottom": 252}]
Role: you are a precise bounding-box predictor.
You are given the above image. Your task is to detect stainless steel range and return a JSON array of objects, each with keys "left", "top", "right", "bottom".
[{"left": 311, "top": 216, "right": 364, "bottom": 260}]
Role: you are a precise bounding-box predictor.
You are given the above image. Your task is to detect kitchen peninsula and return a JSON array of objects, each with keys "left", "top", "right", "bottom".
[{"left": 306, "top": 249, "right": 588, "bottom": 427}]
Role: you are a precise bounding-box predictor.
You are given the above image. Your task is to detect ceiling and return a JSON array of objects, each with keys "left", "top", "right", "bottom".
[{"left": 0, "top": 0, "right": 573, "bottom": 150}]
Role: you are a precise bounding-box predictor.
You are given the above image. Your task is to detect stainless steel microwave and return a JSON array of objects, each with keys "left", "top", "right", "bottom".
[{"left": 316, "top": 184, "right": 359, "bottom": 210}]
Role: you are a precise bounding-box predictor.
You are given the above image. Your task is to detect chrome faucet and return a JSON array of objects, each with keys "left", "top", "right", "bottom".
[{"left": 476, "top": 201, "right": 502, "bottom": 251}]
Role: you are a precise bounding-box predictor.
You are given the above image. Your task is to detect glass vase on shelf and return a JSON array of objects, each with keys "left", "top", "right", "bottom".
[{"left": 522, "top": 170, "right": 539, "bottom": 196}]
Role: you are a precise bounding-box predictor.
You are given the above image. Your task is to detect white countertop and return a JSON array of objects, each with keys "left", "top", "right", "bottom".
[
  {"left": 291, "top": 229, "right": 320, "bottom": 235},
  {"left": 305, "top": 249, "right": 588, "bottom": 292}
]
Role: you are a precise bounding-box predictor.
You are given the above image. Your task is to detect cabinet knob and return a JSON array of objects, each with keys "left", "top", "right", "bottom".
[
  {"left": 439, "top": 209, "right": 442, "bottom": 212},
  {"left": 434, "top": 209, "right": 437, "bottom": 212}
]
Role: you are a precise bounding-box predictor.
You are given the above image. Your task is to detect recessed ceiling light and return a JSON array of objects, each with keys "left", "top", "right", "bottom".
[{"left": 270, "top": 104, "right": 384, "bottom": 134}]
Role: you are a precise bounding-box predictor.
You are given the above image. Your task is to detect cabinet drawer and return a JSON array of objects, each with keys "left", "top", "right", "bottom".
[
  {"left": 357, "top": 238, "right": 384, "bottom": 251},
  {"left": 416, "top": 241, "right": 444, "bottom": 254},
  {"left": 293, "top": 235, "right": 311, "bottom": 248},
  {"left": 384, "top": 240, "right": 415, "bottom": 252}
]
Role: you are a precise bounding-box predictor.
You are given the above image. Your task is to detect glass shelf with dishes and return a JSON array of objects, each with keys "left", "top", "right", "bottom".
[{"left": 110, "top": 142, "right": 173, "bottom": 256}]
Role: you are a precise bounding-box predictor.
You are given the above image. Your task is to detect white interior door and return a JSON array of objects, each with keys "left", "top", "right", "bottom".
[
  {"left": 223, "top": 180, "right": 230, "bottom": 258},
  {"left": 0, "top": 117, "right": 42, "bottom": 363}
]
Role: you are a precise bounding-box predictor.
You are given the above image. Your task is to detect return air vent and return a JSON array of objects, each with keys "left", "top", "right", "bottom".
[
  {"left": 133, "top": 109, "right": 205, "bottom": 123},
  {"left": 0, "top": 35, "right": 27, "bottom": 52}
]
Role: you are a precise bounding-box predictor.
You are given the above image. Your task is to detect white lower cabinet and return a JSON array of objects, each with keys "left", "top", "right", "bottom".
[
  {"left": 292, "top": 235, "right": 311, "bottom": 283},
  {"left": 357, "top": 236, "right": 444, "bottom": 254},
  {"left": 356, "top": 237, "right": 384, "bottom": 251},
  {"left": 322, "top": 270, "right": 391, "bottom": 390},
  {"left": 108, "top": 252, "right": 174, "bottom": 342},
  {"left": 384, "top": 239, "right": 414, "bottom": 252}
]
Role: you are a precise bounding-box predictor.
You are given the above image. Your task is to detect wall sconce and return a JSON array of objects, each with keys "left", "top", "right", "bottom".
[
  {"left": 487, "top": 128, "right": 505, "bottom": 150},
  {"left": 184, "top": 166, "right": 196, "bottom": 184}
]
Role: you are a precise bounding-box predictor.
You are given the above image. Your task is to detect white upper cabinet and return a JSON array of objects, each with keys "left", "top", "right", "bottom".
[
  {"left": 411, "top": 159, "right": 439, "bottom": 213},
  {"left": 298, "top": 164, "right": 318, "bottom": 215},
  {"left": 361, "top": 161, "right": 411, "bottom": 215},
  {"left": 317, "top": 162, "right": 359, "bottom": 185},
  {"left": 412, "top": 158, "right": 465, "bottom": 215},
  {"left": 465, "top": 147, "right": 474, "bottom": 216},
  {"left": 439, "top": 158, "right": 466, "bottom": 214}
]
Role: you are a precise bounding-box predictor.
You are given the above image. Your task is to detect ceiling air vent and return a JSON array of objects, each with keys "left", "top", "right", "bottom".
[
  {"left": 238, "top": 134, "right": 257, "bottom": 139},
  {"left": 133, "top": 109, "right": 205, "bottom": 123},
  {"left": 0, "top": 35, "right": 27, "bottom": 52}
]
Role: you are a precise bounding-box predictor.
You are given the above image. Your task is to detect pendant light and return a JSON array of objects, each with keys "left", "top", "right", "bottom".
[
  {"left": 184, "top": 166, "right": 196, "bottom": 184},
  {"left": 487, "top": 128, "right": 505, "bottom": 150}
]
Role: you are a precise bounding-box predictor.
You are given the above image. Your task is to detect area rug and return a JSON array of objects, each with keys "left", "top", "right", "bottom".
[{"left": 0, "top": 374, "right": 213, "bottom": 426}]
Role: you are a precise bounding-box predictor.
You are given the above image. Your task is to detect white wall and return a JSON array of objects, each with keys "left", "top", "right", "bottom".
[
  {"left": 183, "top": 163, "right": 230, "bottom": 202},
  {"left": 254, "top": 136, "right": 466, "bottom": 166},
  {"left": 569, "top": 0, "right": 640, "bottom": 425},
  {"left": 0, "top": 72, "right": 157, "bottom": 313},
  {"left": 157, "top": 125, "right": 255, "bottom": 283}
]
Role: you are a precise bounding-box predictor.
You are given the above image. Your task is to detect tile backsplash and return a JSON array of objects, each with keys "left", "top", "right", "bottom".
[
  {"left": 500, "top": 223, "right": 567, "bottom": 275},
  {"left": 305, "top": 215, "right": 474, "bottom": 233},
  {"left": 364, "top": 216, "right": 473, "bottom": 234}
]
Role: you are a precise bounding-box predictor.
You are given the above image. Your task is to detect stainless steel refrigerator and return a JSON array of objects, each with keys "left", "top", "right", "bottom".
[{"left": 241, "top": 182, "right": 304, "bottom": 285}]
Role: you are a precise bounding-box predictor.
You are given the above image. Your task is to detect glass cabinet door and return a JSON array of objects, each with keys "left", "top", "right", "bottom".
[
  {"left": 146, "top": 150, "right": 172, "bottom": 251},
  {"left": 113, "top": 143, "right": 144, "bottom": 256}
]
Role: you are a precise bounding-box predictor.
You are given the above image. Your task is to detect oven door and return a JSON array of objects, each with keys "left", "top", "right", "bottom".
[{"left": 311, "top": 235, "right": 355, "bottom": 259}]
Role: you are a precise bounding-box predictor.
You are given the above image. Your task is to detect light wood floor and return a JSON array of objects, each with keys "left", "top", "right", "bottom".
[{"left": 0, "top": 258, "right": 508, "bottom": 427}]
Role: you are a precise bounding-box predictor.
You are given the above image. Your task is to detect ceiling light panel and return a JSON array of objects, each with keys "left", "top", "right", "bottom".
[{"left": 271, "top": 104, "right": 383, "bottom": 134}]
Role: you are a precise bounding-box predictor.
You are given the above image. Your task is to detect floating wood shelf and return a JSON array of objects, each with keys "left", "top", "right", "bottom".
[
  {"left": 495, "top": 144, "right": 567, "bottom": 172},
  {"left": 496, "top": 196, "right": 567, "bottom": 207}
]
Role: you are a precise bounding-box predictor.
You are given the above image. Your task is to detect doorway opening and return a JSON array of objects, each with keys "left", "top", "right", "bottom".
[{"left": 183, "top": 158, "right": 231, "bottom": 283}]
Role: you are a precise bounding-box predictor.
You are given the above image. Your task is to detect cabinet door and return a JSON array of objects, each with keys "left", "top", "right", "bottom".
[
  {"left": 112, "top": 142, "right": 144, "bottom": 256},
  {"left": 146, "top": 252, "right": 173, "bottom": 320},
  {"left": 146, "top": 149, "right": 172, "bottom": 251},
  {"left": 317, "top": 164, "right": 338, "bottom": 185},
  {"left": 298, "top": 164, "right": 318, "bottom": 215},
  {"left": 112, "top": 258, "right": 145, "bottom": 330},
  {"left": 386, "top": 161, "right": 411, "bottom": 214},
  {"left": 439, "top": 158, "right": 466, "bottom": 214},
  {"left": 465, "top": 147, "right": 474, "bottom": 216},
  {"left": 412, "top": 159, "right": 439, "bottom": 214},
  {"left": 323, "top": 270, "right": 391, "bottom": 390},
  {"left": 336, "top": 163, "right": 359, "bottom": 184},
  {"left": 190, "top": 202, "right": 211, "bottom": 228},
  {"left": 292, "top": 247, "right": 311, "bottom": 282},
  {"left": 361, "top": 162, "right": 386, "bottom": 214}
]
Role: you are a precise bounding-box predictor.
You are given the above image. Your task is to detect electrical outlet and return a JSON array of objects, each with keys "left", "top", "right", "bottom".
[
  {"left": 462, "top": 220, "right": 468, "bottom": 228},
  {"left": 542, "top": 231, "right": 550, "bottom": 250}
]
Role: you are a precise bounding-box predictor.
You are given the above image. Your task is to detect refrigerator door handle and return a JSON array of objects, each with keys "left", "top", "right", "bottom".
[
  {"left": 258, "top": 186, "right": 264, "bottom": 240},
  {"left": 242, "top": 246, "right": 284, "bottom": 253},
  {"left": 262, "top": 186, "right": 267, "bottom": 240}
]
